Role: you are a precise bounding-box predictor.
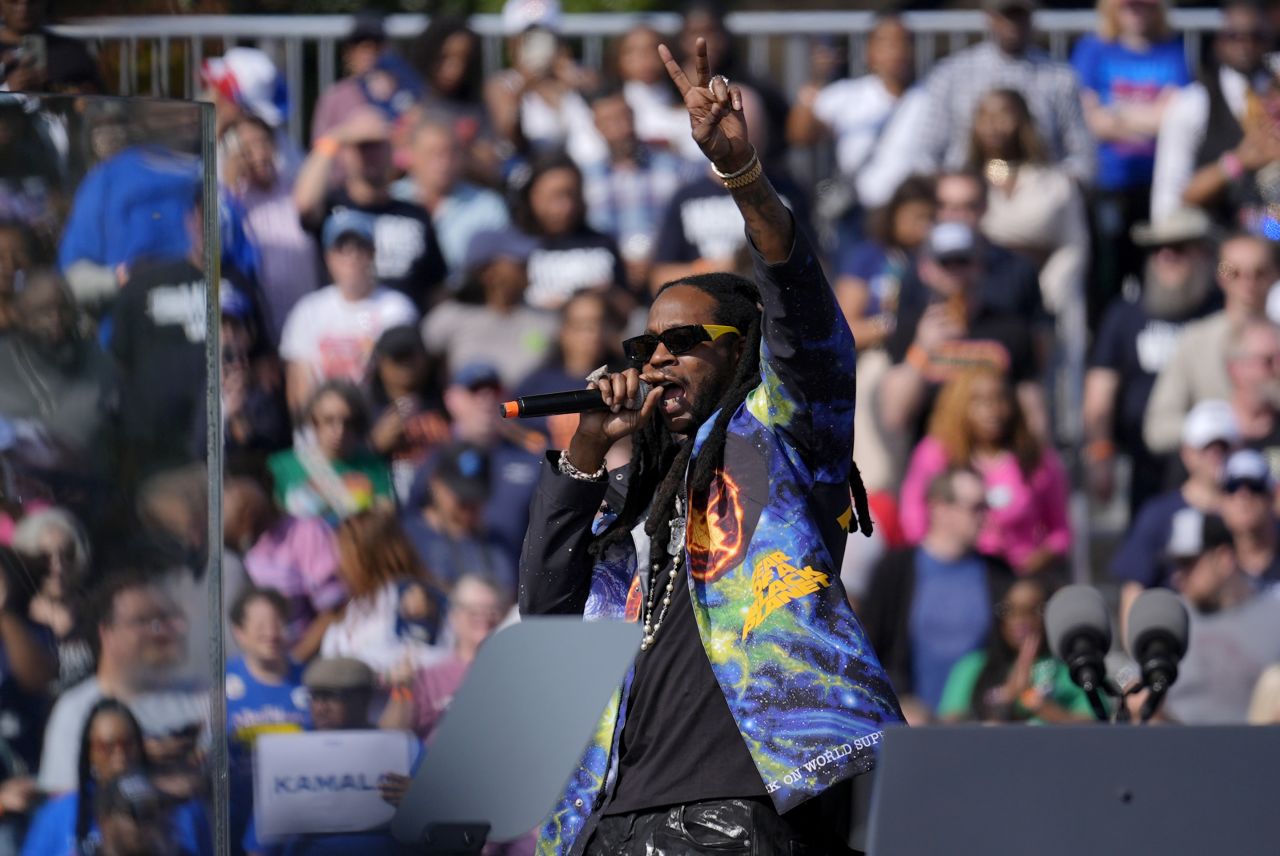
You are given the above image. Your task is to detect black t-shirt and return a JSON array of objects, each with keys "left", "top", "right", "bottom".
[
  {"left": 653, "top": 173, "right": 811, "bottom": 266},
  {"left": 523, "top": 229, "right": 624, "bottom": 311},
  {"left": 304, "top": 190, "right": 448, "bottom": 309},
  {"left": 604, "top": 554, "right": 767, "bottom": 815},
  {"left": 110, "top": 257, "right": 210, "bottom": 473},
  {"left": 1089, "top": 295, "right": 1215, "bottom": 455}
]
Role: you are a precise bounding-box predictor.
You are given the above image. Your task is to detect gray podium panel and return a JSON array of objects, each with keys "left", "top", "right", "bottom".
[
  {"left": 868, "top": 725, "right": 1280, "bottom": 856},
  {"left": 392, "top": 617, "right": 640, "bottom": 846}
]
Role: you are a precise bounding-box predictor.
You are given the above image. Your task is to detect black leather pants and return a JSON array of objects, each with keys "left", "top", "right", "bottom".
[{"left": 578, "top": 797, "right": 860, "bottom": 856}]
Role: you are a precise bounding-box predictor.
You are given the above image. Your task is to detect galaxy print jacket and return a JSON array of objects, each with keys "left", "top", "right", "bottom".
[{"left": 519, "top": 226, "right": 904, "bottom": 855}]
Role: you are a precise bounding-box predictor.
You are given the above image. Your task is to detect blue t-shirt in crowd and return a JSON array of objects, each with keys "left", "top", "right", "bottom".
[
  {"left": 908, "top": 548, "right": 993, "bottom": 711},
  {"left": 1071, "top": 35, "right": 1191, "bottom": 190},
  {"left": 226, "top": 657, "right": 310, "bottom": 854},
  {"left": 22, "top": 790, "right": 212, "bottom": 856},
  {"left": 226, "top": 658, "right": 311, "bottom": 762},
  {"left": 1109, "top": 489, "right": 1189, "bottom": 588}
]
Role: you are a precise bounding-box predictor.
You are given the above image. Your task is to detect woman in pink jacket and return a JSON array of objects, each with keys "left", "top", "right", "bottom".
[{"left": 900, "top": 366, "right": 1070, "bottom": 575}]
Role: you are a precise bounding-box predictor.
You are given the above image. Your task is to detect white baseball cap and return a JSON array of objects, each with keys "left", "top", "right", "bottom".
[
  {"left": 1224, "top": 448, "right": 1274, "bottom": 489},
  {"left": 924, "top": 222, "right": 978, "bottom": 262},
  {"left": 1181, "top": 400, "right": 1241, "bottom": 450}
]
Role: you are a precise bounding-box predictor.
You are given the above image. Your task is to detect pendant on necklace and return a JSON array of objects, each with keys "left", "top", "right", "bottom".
[{"left": 667, "top": 495, "right": 686, "bottom": 557}]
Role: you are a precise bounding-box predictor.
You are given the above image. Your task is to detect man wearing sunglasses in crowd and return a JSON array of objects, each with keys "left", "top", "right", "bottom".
[
  {"left": 520, "top": 37, "right": 902, "bottom": 856},
  {"left": 1218, "top": 449, "right": 1280, "bottom": 588},
  {"left": 880, "top": 220, "right": 1044, "bottom": 446}
]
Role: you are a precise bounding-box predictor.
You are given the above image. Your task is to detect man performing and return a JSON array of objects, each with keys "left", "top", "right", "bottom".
[{"left": 520, "top": 39, "right": 903, "bottom": 855}]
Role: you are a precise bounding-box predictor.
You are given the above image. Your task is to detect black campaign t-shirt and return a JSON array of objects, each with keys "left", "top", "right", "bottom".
[
  {"left": 523, "top": 229, "right": 624, "bottom": 311},
  {"left": 653, "top": 173, "right": 812, "bottom": 266},
  {"left": 1089, "top": 294, "right": 1219, "bottom": 456},
  {"left": 603, "top": 555, "right": 767, "bottom": 815},
  {"left": 304, "top": 190, "right": 448, "bottom": 309},
  {"left": 110, "top": 257, "right": 210, "bottom": 473}
]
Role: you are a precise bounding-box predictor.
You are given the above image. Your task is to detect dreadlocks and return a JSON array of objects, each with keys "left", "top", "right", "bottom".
[{"left": 591, "top": 272, "right": 763, "bottom": 559}]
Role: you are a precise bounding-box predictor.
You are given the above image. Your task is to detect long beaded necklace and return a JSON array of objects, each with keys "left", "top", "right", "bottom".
[{"left": 640, "top": 491, "right": 686, "bottom": 652}]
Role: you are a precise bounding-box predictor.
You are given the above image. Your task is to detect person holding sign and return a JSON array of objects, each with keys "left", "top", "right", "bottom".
[
  {"left": 519, "top": 37, "right": 903, "bottom": 856},
  {"left": 243, "top": 657, "right": 418, "bottom": 856}
]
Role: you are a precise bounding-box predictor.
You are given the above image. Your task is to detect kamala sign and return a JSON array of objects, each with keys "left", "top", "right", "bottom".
[{"left": 254, "top": 730, "right": 419, "bottom": 838}]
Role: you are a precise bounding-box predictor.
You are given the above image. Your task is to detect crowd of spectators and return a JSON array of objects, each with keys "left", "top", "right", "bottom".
[{"left": 4, "top": 0, "right": 1280, "bottom": 850}]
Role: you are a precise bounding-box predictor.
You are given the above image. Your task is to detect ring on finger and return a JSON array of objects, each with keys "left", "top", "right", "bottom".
[{"left": 708, "top": 74, "right": 730, "bottom": 95}]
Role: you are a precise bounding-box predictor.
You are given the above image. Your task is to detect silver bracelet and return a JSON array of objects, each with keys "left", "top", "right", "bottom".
[
  {"left": 558, "top": 449, "right": 607, "bottom": 482},
  {"left": 711, "top": 147, "right": 759, "bottom": 180}
]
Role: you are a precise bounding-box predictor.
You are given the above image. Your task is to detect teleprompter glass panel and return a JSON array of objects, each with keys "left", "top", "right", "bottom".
[{"left": 0, "top": 93, "right": 224, "bottom": 856}]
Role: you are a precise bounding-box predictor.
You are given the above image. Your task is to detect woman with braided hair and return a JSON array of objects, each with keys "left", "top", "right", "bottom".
[{"left": 520, "top": 36, "right": 903, "bottom": 856}]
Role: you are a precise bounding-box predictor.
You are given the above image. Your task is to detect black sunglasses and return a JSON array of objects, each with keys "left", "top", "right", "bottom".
[
  {"left": 1225, "top": 478, "right": 1270, "bottom": 495},
  {"left": 623, "top": 324, "right": 741, "bottom": 366}
]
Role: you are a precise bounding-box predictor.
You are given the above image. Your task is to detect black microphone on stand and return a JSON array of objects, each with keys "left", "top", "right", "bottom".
[
  {"left": 1045, "top": 585, "right": 1113, "bottom": 722},
  {"left": 1126, "top": 588, "right": 1190, "bottom": 723},
  {"left": 500, "top": 381, "right": 652, "bottom": 419}
]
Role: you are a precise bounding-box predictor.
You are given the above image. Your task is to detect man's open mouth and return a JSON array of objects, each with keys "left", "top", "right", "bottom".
[{"left": 658, "top": 379, "right": 687, "bottom": 414}]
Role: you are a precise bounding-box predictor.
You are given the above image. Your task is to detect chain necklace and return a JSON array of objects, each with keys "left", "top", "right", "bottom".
[{"left": 640, "top": 492, "right": 685, "bottom": 652}]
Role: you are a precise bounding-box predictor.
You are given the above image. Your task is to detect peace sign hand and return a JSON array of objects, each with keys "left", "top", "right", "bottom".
[{"left": 658, "top": 37, "right": 754, "bottom": 175}]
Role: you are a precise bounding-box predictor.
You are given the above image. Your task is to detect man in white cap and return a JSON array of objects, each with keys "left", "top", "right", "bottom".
[
  {"left": 1144, "top": 232, "right": 1277, "bottom": 453},
  {"left": 1161, "top": 506, "right": 1280, "bottom": 725},
  {"left": 1112, "top": 399, "right": 1239, "bottom": 628},
  {"left": 1084, "top": 207, "right": 1219, "bottom": 515},
  {"left": 880, "top": 220, "right": 1046, "bottom": 443}
]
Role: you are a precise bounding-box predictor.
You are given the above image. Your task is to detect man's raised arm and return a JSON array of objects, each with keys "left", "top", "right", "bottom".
[
  {"left": 660, "top": 39, "right": 855, "bottom": 465},
  {"left": 658, "top": 40, "right": 793, "bottom": 262}
]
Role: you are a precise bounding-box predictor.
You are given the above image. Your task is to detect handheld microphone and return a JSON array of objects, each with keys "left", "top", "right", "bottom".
[
  {"left": 1126, "top": 588, "right": 1189, "bottom": 717},
  {"left": 1045, "top": 585, "right": 1112, "bottom": 720},
  {"left": 500, "top": 381, "right": 652, "bottom": 419}
]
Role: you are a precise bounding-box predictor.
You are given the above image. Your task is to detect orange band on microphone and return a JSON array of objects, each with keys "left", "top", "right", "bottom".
[{"left": 501, "top": 401, "right": 520, "bottom": 418}]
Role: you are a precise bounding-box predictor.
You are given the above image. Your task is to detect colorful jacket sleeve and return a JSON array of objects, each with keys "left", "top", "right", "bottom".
[
  {"left": 519, "top": 453, "right": 610, "bottom": 616},
  {"left": 745, "top": 221, "right": 857, "bottom": 479}
]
